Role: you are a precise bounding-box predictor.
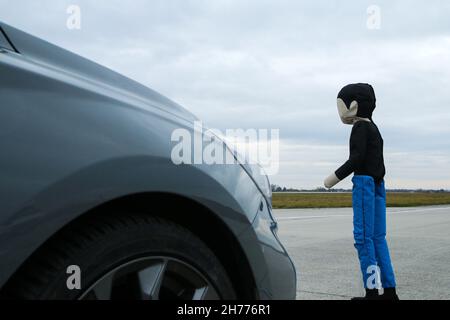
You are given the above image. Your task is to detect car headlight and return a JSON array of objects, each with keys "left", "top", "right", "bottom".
[
  {"left": 246, "top": 163, "right": 277, "bottom": 227},
  {"left": 245, "top": 163, "right": 272, "bottom": 206},
  {"left": 204, "top": 129, "right": 273, "bottom": 206}
]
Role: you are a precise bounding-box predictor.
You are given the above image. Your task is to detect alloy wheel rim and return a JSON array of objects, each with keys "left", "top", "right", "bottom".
[{"left": 79, "top": 256, "right": 220, "bottom": 300}]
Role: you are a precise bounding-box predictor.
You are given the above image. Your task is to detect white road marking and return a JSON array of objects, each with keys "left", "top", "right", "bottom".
[
  {"left": 276, "top": 206, "right": 450, "bottom": 221},
  {"left": 277, "top": 214, "right": 349, "bottom": 220},
  {"left": 389, "top": 207, "right": 450, "bottom": 214}
]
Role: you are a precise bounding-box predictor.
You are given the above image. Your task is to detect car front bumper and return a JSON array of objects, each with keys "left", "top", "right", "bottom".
[{"left": 238, "top": 198, "right": 297, "bottom": 300}]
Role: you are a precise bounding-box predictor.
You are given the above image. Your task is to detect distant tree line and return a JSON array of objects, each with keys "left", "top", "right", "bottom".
[{"left": 270, "top": 184, "right": 449, "bottom": 193}]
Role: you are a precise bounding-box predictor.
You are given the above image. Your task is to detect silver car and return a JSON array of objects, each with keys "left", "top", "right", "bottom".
[{"left": 0, "top": 22, "right": 296, "bottom": 300}]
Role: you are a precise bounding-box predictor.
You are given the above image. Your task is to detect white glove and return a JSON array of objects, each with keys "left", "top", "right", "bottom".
[{"left": 324, "top": 172, "right": 340, "bottom": 189}]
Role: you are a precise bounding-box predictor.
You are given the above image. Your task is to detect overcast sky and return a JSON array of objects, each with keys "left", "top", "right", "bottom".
[{"left": 1, "top": 0, "right": 450, "bottom": 189}]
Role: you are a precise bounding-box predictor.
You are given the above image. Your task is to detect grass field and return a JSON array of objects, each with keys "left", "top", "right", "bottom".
[{"left": 272, "top": 192, "right": 450, "bottom": 209}]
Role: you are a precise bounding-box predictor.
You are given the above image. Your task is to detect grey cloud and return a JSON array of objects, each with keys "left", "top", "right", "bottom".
[{"left": 1, "top": 0, "right": 449, "bottom": 188}]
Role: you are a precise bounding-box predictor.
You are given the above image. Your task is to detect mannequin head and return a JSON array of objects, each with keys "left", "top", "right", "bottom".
[{"left": 336, "top": 83, "right": 376, "bottom": 125}]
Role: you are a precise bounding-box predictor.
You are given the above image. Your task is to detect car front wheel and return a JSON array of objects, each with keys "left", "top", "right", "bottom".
[{"left": 3, "top": 214, "right": 236, "bottom": 300}]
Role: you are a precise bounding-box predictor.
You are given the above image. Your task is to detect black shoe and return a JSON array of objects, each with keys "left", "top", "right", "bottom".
[
  {"left": 351, "top": 288, "right": 379, "bottom": 300},
  {"left": 378, "top": 287, "right": 399, "bottom": 300}
]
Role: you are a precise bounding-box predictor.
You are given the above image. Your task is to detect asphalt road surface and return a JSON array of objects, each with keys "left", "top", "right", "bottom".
[{"left": 274, "top": 205, "right": 450, "bottom": 300}]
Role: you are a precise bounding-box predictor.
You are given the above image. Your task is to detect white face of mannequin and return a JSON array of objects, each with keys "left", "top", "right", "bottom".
[{"left": 336, "top": 98, "right": 358, "bottom": 125}]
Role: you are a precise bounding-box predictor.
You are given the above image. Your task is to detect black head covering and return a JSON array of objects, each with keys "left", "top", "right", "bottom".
[{"left": 337, "top": 83, "right": 376, "bottom": 120}]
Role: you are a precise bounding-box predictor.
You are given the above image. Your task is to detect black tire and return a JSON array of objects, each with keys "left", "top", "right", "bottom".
[{"left": 2, "top": 214, "right": 236, "bottom": 300}]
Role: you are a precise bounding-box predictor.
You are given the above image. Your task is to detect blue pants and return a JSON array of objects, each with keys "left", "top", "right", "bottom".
[{"left": 352, "top": 175, "right": 396, "bottom": 289}]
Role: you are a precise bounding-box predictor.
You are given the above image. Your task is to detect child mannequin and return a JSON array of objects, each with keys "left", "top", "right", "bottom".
[{"left": 324, "top": 83, "right": 399, "bottom": 300}]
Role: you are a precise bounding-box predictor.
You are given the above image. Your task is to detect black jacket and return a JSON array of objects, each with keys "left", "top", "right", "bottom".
[{"left": 335, "top": 120, "right": 385, "bottom": 184}]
